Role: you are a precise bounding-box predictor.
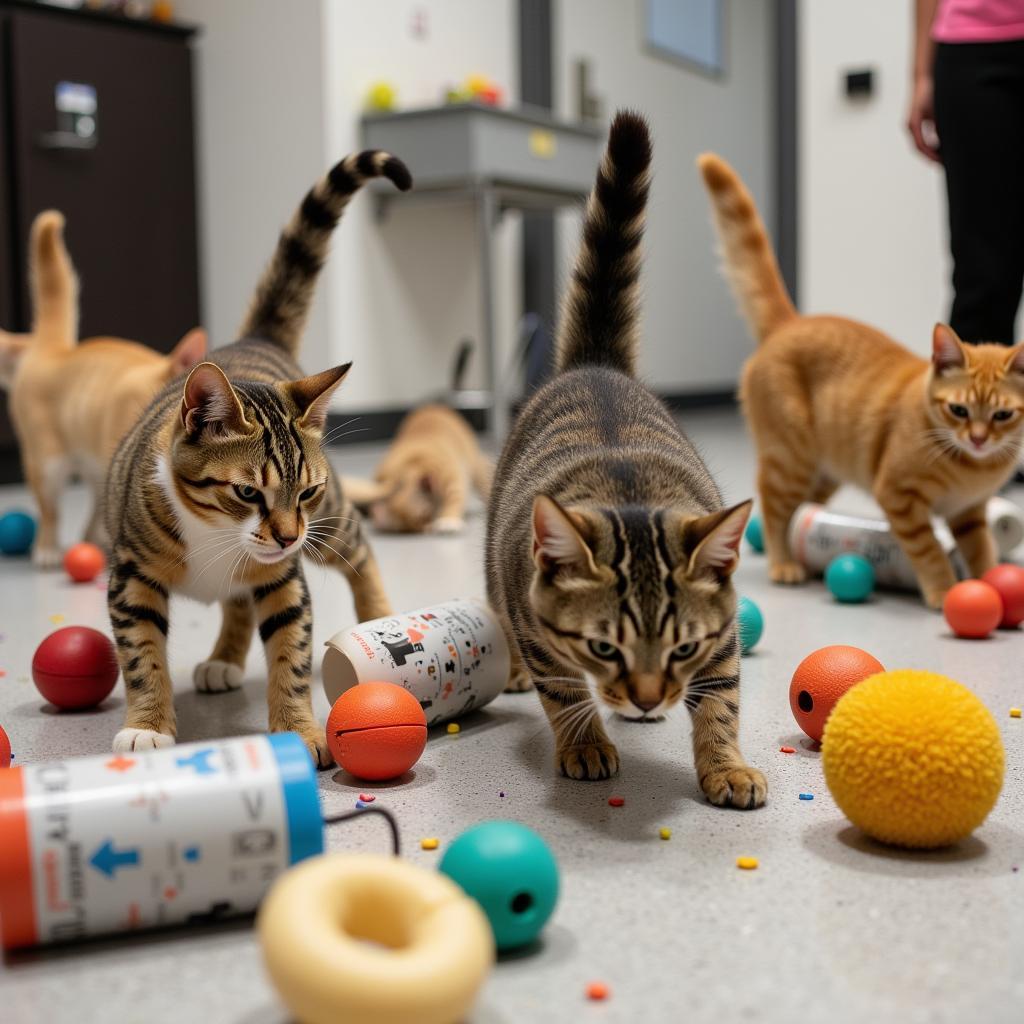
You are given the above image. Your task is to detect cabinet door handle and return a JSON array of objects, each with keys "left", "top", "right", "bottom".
[{"left": 35, "top": 131, "right": 97, "bottom": 152}]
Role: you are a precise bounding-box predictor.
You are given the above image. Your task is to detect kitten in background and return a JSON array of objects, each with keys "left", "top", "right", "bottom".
[
  {"left": 699, "top": 153, "right": 1024, "bottom": 608},
  {"left": 346, "top": 403, "right": 493, "bottom": 534},
  {"left": 486, "top": 111, "right": 765, "bottom": 808},
  {"left": 1, "top": 211, "right": 205, "bottom": 564}
]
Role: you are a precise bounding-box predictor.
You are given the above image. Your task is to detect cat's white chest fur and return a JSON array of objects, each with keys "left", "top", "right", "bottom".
[{"left": 154, "top": 456, "right": 252, "bottom": 605}]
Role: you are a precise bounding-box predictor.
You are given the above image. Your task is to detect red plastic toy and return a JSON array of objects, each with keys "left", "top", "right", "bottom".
[
  {"left": 0, "top": 723, "right": 10, "bottom": 768},
  {"left": 981, "top": 565, "right": 1024, "bottom": 629},
  {"left": 327, "top": 682, "right": 427, "bottom": 781},
  {"left": 63, "top": 542, "right": 106, "bottom": 583},
  {"left": 790, "top": 645, "right": 885, "bottom": 743},
  {"left": 32, "top": 627, "right": 119, "bottom": 710},
  {"left": 943, "top": 580, "right": 1003, "bottom": 639}
]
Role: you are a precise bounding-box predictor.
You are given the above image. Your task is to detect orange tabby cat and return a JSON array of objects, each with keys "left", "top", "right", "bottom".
[
  {"left": 2, "top": 211, "right": 206, "bottom": 564},
  {"left": 346, "top": 404, "right": 493, "bottom": 534},
  {"left": 699, "top": 154, "right": 1024, "bottom": 608}
]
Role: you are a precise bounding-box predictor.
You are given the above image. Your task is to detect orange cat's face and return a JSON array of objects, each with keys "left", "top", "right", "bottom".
[{"left": 928, "top": 325, "right": 1024, "bottom": 462}]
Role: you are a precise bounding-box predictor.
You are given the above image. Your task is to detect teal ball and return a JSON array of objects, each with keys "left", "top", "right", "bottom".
[
  {"left": 737, "top": 596, "right": 764, "bottom": 654},
  {"left": 825, "top": 553, "right": 875, "bottom": 603},
  {"left": 439, "top": 821, "right": 559, "bottom": 951},
  {"left": 0, "top": 511, "right": 35, "bottom": 556},
  {"left": 745, "top": 514, "right": 764, "bottom": 553}
]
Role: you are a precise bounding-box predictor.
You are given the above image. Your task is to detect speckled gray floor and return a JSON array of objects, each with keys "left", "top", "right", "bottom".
[{"left": 1, "top": 409, "right": 1022, "bottom": 1024}]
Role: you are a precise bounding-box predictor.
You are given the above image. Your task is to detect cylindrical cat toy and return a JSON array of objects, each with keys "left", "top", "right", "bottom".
[
  {"left": 0, "top": 734, "right": 379, "bottom": 950},
  {"left": 323, "top": 599, "right": 511, "bottom": 727}
]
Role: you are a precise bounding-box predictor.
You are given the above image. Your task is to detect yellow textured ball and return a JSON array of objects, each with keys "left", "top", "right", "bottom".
[{"left": 821, "top": 669, "right": 1004, "bottom": 849}]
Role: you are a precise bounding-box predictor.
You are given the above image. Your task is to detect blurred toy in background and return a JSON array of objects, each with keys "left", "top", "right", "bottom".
[
  {"left": 0, "top": 509, "right": 35, "bottom": 556},
  {"left": 365, "top": 81, "right": 397, "bottom": 112},
  {"left": 150, "top": 1, "right": 174, "bottom": 23},
  {"left": 445, "top": 73, "right": 503, "bottom": 106}
]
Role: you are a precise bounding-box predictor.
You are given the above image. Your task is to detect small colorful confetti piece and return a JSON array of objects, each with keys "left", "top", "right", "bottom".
[
  {"left": 0, "top": 670, "right": 6, "bottom": 678},
  {"left": 499, "top": 791, "right": 505, "bottom": 798},
  {"left": 736, "top": 856, "right": 759, "bottom": 870},
  {"left": 607, "top": 795, "right": 625, "bottom": 807},
  {"left": 447, "top": 722, "right": 460, "bottom": 734},
  {"left": 355, "top": 800, "right": 369, "bottom": 809},
  {"left": 49, "top": 614, "right": 64, "bottom": 625},
  {"left": 420, "top": 837, "right": 439, "bottom": 850},
  {"left": 1010, "top": 708, "right": 1021, "bottom": 718},
  {"left": 798, "top": 793, "right": 814, "bottom": 801},
  {"left": 779, "top": 746, "right": 796, "bottom": 754},
  {"left": 585, "top": 982, "right": 610, "bottom": 1001},
  {"left": 659, "top": 827, "right": 672, "bottom": 840},
  {"left": 358, "top": 793, "right": 376, "bottom": 802}
]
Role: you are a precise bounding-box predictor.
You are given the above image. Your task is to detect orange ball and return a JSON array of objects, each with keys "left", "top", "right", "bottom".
[
  {"left": 943, "top": 580, "right": 1003, "bottom": 639},
  {"left": 326, "top": 682, "right": 427, "bottom": 781},
  {"left": 790, "top": 645, "right": 885, "bottom": 743},
  {"left": 63, "top": 542, "right": 106, "bottom": 583},
  {"left": 981, "top": 565, "right": 1024, "bottom": 628}
]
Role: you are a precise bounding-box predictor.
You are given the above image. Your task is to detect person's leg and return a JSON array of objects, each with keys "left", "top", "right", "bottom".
[{"left": 933, "top": 41, "right": 1024, "bottom": 345}]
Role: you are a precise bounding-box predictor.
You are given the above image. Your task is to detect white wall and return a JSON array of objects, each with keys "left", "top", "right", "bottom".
[
  {"left": 553, "top": 0, "right": 775, "bottom": 394},
  {"left": 797, "top": 0, "right": 951, "bottom": 356}
]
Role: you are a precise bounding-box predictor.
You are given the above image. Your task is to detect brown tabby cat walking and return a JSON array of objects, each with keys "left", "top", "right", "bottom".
[
  {"left": 487, "top": 112, "right": 765, "bottom": 809},
  {"left": 699, "top": 153, "right": 1024, "bottom": 608},
  {"left": 105, "top": 150, "right": 409, "bottom": 764}
]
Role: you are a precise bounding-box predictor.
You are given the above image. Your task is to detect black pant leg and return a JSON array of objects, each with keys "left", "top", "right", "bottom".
[{"left": 933, "top": 40, "right": 1024, "bottom": 345}]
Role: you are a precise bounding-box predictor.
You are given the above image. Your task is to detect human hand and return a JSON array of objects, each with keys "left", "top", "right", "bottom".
[{"left": 907, "top": 75, "right": 941, "bottom": 162}]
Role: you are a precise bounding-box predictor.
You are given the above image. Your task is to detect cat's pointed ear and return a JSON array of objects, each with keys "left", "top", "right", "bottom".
[
  {"left": 532, "top": 495, "right": 599, "bottom": 574},
  {"left": 181, "top": 362, "right": 249, "bottom": 437},
  {"left": 166, "top": 327, "right": 207, "bottom": 379},
  {"left": 288, "top": 363, "right": 351, "bottom": 432},
  {"left": 685, "top": 500, "right": 752, "bottom": 578},
  {"left": 1005, "top": 341, "right": 1024, "bottom": 376},
  {"left": 932, "top": 323, "right": 966, "bottom": 374}
]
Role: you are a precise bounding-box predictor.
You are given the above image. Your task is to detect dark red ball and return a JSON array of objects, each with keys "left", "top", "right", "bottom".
[
  {"left": 981, "top": 564, "right": 1024, "bottom": 628},
  {"left": 32, "top": 627, "right": 119, "bottom": 710}
]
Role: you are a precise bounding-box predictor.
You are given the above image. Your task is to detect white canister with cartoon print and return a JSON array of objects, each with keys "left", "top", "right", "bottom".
[{"left": 322, "top": 599, "right": 511, "bottom": 727}]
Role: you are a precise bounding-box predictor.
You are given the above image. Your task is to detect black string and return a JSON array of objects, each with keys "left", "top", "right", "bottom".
[{"left": 322, "top": 806, "right": 401, "bottom": 857}]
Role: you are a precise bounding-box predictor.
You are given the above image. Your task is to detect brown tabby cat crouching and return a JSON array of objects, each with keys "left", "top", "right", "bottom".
[
  {"left": 105, "top": 150, "right": 409, "bottom": 765},
  {"left": 699, "top": 153, "right": 1024, "bottom": 608},
  {"left": 486, "top": 112, "right": 766, "bottom": 809}
]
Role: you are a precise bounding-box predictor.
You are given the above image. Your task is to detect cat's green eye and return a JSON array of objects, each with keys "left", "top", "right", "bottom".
[
  {"left": 992, "top": 409, "right": 1014, "bottom": 423},
  {"left": 299, "top": 485, "right": 320, "bottom": 502},
  {"left": 588, "top": 639, "right": 619, "bottom": 661},
  {"left": 233, "top": 484, "right": 261, "bottom": 502},
  {"left": 672, "top": 640, "right": 700, "bottom": 660},
  {"left": 948, "top": 403, "right": 970, "bottom": 419}
]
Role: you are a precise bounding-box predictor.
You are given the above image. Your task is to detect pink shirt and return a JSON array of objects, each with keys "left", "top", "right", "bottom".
[{"left": 932, "top": 0, "right": 1024, "bottom": 41}]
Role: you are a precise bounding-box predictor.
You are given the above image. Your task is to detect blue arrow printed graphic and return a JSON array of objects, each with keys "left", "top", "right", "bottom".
[
  {"left": 90, "top": 839, "right": 141, "bottom": 878},
  {"left": 176, "top": 749, "right": 218, "bottom": 775}
]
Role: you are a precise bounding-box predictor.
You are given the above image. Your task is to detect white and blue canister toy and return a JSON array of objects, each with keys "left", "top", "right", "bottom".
[{"left": 0, "top": 734, "right": 323, "bottom": 949}]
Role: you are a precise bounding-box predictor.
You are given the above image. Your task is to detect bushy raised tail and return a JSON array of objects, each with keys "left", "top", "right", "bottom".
[
  {"left": 240, "top": 149, "right": 412, "bottom": 354},
  {"left": 697, "top": 153, "right": 796, "bottom": 341},
  {"left": 29, "top": 210, "right": 78, "bottom": 350},
  {"left": 555, "top": 110, "right": 652, "bottom": 377}
]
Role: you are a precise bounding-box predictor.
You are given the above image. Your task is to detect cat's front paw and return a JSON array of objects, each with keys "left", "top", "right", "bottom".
[
  {"left": 504, "top": 670, "right": 534, "bottom": 693},
  {"left": 32, "top": 545, "right": 62, "bottom": 569},
  {"left": 769, "top": 561, "right": 806, "bottom": 585},
  {"left": 193, "top": 659, "right": 244, "bottom": 693},
  {"left": 558, "top": 741, "right": 620, "bottom": 780},
  {"left": 278, "top": 723, "right": 333, "bottom": 770},
  {"left": 430, "top": 516, "right": 465, "bottom": 535},
  {"left": 923, "top": 586, "right": 949, "bottom": 611},
  {"left": 701, "top": 764, "right": 767, "bottom": 809},
  {"left": 114, "top": 728, "right": 175, "bottom": 753}
]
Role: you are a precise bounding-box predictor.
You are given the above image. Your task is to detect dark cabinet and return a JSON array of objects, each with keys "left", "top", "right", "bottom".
[{"left": 0, "top": 0, "right": 200, "bottom": 482}]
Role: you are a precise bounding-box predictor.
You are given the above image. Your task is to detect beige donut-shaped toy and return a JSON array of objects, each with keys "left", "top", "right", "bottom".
[{"left": 258, "top": 853, "right": 494, "bottom": 1024}]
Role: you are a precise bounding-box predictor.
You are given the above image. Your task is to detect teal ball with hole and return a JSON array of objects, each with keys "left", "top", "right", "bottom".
[
  {"left": 825, "top": 553, "right": 875, "bottom": 603},
  {"left": 438, "top": 821, "right": 559, "bottom": 951},
  {"left": 745, "top": 514, "right": 764, "bottom": 553},
  {"left": 737, "top": 595, "right": 764, "bottom": 654}
]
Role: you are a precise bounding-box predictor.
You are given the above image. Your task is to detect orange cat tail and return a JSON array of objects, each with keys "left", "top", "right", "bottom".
[
  {"left": 28, "top": 210, "right": 78, "bottom": 351},
  {"left": 697, "top": 154, "right": 795, "bottom": 342}
]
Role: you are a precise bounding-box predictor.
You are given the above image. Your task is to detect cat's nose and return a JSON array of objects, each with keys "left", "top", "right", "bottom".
[
  {"left": 632, "top": 695, "right": 661, "bottom": 713},
  {"left": 271, "top": 529, "right": 298, "bottom": 549}
]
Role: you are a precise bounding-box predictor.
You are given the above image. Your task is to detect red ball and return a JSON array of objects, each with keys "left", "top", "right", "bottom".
[
  {"left": 32, "top": 627, "right": 119, "bottom": 710},
  {"left": 326, "top": 682, "right": 427, "bottom": 781},
  {"left": 63, "top": 542, "right": 106, "bottom": 583},
  {"left": 0, "top": 723, "right": 10, "bottom": 768},
  {"left": 790, "top": 645, "right": 885, "bottom": 743},
  {"left": 943, "top": 580, "right": 1003, "bottom": 639},
  {"left": 981, "top": 564, "right": 1024, "bottom": 628}
]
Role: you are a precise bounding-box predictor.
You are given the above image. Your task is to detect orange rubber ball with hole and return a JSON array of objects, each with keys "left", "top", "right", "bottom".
[
  {"left": 327, "top": 682, "right": 427, "bottom": 781},
  {"left": 789, "top": 645, "right": 885, "bottom": 743},
  {"left": 943, "top": 580, "right": 1003, "bottom": 639}
]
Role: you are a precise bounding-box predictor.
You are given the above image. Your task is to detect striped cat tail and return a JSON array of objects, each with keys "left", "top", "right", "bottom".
[
  {"left": 555, "top": 109, "right": 652, "bottom": 377},
  {"left": 239, "top": 150, "right": 412, "bottom": 354},
  {"left": 697, "top": 153, "right": 796, "bottom": 342},
  {"left": 29, "top": 210, "right": 78, "bottom": 351}
]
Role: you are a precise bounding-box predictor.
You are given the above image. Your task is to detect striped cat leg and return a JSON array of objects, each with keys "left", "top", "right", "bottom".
[
  {"left": 947, "top": 502, "right": 998, "bottom": 578},
  {"left": 254, "top": 563, "right": 332, "bottom": 768},
  {"left": 877, "top": 484, "right": 956, "bottom": 608},
  {"left": 687, "top": 637, "right": 766, "bottom": 808},
  {"left": 108, "top": 551, "right": 176, "bottom": 751},
  {"left": 498, "top": 609, "right": 533, "bottom": 692},
  {"left": 193, "top": 595, "right": 254, "bottom": 693}
]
